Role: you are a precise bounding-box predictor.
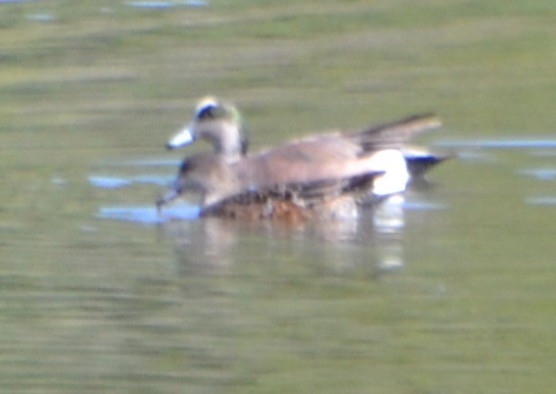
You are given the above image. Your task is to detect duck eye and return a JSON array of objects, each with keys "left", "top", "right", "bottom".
[
  {"left": 197, "top": 104, "right": 216, "bottom": 120},
  {"left": 197, "top": 104, "right": 227, "bottom": 120},
  {"left": 179, "top": 159, "right": 193, "bottom": 172}
]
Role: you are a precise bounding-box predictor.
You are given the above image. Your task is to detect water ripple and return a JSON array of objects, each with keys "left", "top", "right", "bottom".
[
  {"left": 518, "top": 168, "right": 556, "bottom": 181},
  {"left": 436, "top": 139, "right": 556, "bottom": 149},
  {"left": 89, "top": 175, "right": 171, "bottom": 188},
  {"left": 97, "top": 204, "right": 200, "bottom": 224},
  {"left": 526, "top": 197, "right": 556, "bottom": 206},
  {"left": 125, "top": 0, "right": 208, "bottom": 9}
]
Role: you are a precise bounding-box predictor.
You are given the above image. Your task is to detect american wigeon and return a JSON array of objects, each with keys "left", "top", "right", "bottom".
[
  {"left": 156, "top": 150, "right": 385, "bottom": 221},
  {"left": 165, "top": 97, "right": 447, "bottom": 195}
]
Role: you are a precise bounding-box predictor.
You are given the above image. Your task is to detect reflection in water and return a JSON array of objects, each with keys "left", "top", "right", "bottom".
[
  {"left": 371, "top": 196, "right": 405, "bottom": 276},
  {"left": 91, "top": 154, "right": 449, "bottom": 277},
  {"left": 95, "top": 180, "right": 447, "bottom": 279},
  {"left": 372, "top": 195, "right": 405, "bottom": 232},
  {"left": 163, "top": 219, "right": 239, "bottom": 275},
  {"left": 157, "top": 196, "right": 414, "bottom": 279}
]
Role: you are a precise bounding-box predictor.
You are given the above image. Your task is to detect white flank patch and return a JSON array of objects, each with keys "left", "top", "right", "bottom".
[{"left": 368, "top": 149, "right": 410, "bottom": 196}]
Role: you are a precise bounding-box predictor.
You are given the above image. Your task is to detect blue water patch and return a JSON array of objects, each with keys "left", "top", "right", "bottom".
[
  {"left": 403, "top": 200, "right": 446, "bottom": 211},
  {"left": 126, "top": 0, "right": 208, "bottom": 9},
  {"left": 518, "top": 168, "right": 556, "bottom": 181},
  {"left": 89, "top": 174, "right": 171, "bottom": 188},
  {"left": 27, "top": 13, "right": 55, "bottom": 22},
  {"left": 100, "top": 158, "right": 180, "bottom": 168},
  {"left": 436, "top": 139, "right": 556, "bottom": 149},
  {"left": 89, "top": 176, "right": 133, "bottom": 189},
  {"left": 97, "top": 204, "right": 200, "bottom": 224},
  {"left": 454, "top": 150, "right": 497, "bottom": 162},
  {"left": 526, "top": 197, "right": 556, "bottom": 206},
  {"left": 51, "top": 176, "right": 68, "bottom": 186}
]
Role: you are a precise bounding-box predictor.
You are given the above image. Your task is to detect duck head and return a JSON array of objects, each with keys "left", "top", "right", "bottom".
[{"left": 166, "top": 97, "right": 248, "bottom": 159}]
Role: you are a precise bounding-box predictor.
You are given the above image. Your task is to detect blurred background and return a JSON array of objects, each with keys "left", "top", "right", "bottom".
[{"left": 0, "top": 1, "right": 554, "bottom": 393}]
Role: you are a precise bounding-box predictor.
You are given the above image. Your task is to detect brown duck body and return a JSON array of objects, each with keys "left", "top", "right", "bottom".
[{"left": 157, "top": 145, "right": 384, "bottom": 220}]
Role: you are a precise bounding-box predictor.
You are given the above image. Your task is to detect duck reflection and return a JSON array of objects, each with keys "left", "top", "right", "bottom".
[
  {"left": 370, "top": 196, "right": 406, "bottom": 277},
  {"left": 162, "top": 195, "right": 408, "bottom": 278},
  {"left": 162, "top": 218, "right": 238, "bottom": 276}
]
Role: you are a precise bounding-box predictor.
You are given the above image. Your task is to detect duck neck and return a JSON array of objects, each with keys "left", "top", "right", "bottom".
[
  {"left": 200, "top": 156, "right": 244, "bottom": 207},
  {"left": 208, "top": 122, "right": 247, "bottom": 159}
]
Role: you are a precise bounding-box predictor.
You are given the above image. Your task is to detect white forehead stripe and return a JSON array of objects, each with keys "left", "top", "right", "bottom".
[{"left": 194, "top": 96, "right": 219, "bottom": 117}]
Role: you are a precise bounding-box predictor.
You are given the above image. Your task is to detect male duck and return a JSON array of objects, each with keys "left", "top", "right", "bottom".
[
  {"left": 158, "top": 98, "right": 447, "bottom": 220},
  {"left": 166, "top": 97, "right": 248, "bottom": 161},
  {"left": 165, "top": 97, "right": 447, "bottom": 197}
]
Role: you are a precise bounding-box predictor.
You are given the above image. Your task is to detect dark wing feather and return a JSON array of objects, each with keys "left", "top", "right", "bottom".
[{"left": 348, "top": 113, "right": 442, "bottom": 151}]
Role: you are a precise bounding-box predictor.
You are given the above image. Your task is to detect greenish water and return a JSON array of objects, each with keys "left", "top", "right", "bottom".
[{"left": 1, "top": 1, "right": 555, "bottom": 393}]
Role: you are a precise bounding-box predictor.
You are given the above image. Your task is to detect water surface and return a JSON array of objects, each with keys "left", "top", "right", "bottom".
[{"left": 1, "top": 1, "right": 554, "bottom": 393}]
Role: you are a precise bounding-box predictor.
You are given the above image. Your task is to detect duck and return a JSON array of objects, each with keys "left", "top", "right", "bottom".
[
  {"left": 165, "top": 97, "right": 448, "bottom": 194},
  {"left": 156, "top": 149, "right": 386, "bottom": 221}
]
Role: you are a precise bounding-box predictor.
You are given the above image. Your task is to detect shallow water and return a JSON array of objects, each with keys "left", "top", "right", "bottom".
[{"left": 1, "top": 1, "right": 555, "bottom": 393}]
